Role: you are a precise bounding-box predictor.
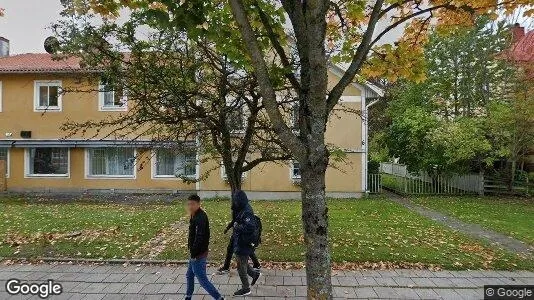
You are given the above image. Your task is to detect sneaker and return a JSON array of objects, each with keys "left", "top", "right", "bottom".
[
  {"left": 215, "top": 267, "right": 229, "bottom": 275},
  {"left": 233, "top": 288, "right": 251, "bottom": 296},
  {"left": 251, "top": 271, "right": 261, "bottom": 286}
]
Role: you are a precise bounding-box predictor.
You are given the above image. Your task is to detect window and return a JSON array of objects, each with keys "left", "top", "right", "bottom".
[
  {"left": 26, "top": 148, "right": 69, "bottom": 176},
  {"left": 226, "top": 106, "right": 246, "bottom": 133},
  {"left": 0, "top": 147, "right": 8, "bottom": 176},
  {"left": 291, "top": 160, "right": 301, "bottom": 180},
  {"left": 225, "top": 96, "right": 246, "bottom": 133},
  {"left": 34, "top": 81, "right": 62, "bottom": 111},
  {"left": 99, "top": 79, "right": 127, "bottom": 111},
  {"left": 87, "top": 148, "right": 135, "bottom": 177},
  {"left": 0, "top": 148, "right": 7, "bottom": 161},
  {"left": 220, "top": 162, "right": 247, "bottom": 180},
  {"left": 153, "top": 148, "right": 196, "bottom": 178}
]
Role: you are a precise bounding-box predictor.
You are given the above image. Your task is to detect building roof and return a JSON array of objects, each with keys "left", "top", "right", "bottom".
[
  {"left": 500, "top": 27, "right": 534, "bottom": 62},
  {"left": 510, "top": 30, "right": 534, "bottom": 62},
  {"left": 329, "top": 63, "right": 385, "bottom": 98},
  {"left": 0, "top": 53, "right": 83, "bottom": 74},
  {"left": 0, "top": 53, "right": 386, "bottom": 97}
]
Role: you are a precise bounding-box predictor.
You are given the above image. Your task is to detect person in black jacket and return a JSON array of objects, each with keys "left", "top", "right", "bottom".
[
  {"left": 185, "top": 194, "right": 224, "bottom": 300},
  {"left": 231, "top": 190, "right": 261, "bottom": 296},
  {"left": 216, "top": 200, "right": 260, "bottom": 275}
]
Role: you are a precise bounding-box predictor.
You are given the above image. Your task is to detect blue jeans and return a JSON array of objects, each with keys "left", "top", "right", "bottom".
[{"left": 186, "top": 257, "right": 222, "bottom": 299}]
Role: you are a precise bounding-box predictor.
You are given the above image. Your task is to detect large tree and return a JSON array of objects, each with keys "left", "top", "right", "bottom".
[
  {"left": 385, "top": 18, "right": 532, "bottom": 179},
  {"left": 54, "top": 7, "right": 293, "bottom": 192},
  {"left": 485, "top": 69, "right": 534, "bottom": 188},
  {"left": 226, "top": 2, "right": 530, "bottom": 298},
  {"left": 62, "top": 0, "right": 531, "bottom": 298}
]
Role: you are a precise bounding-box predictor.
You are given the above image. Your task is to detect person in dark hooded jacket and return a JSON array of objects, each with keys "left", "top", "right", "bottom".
[
  {"left": 231, "top": 190, "right": 260, "bottom": 296},
  {"left": 216, "top": 200, "right": 260, "bottom": 275}
]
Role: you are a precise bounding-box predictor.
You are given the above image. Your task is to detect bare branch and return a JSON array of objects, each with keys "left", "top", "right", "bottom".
[{"left": 228, "top": 0, "right": 305, "bottom": 159}]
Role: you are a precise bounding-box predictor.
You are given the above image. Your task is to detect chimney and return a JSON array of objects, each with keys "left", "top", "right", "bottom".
[
  {"left": 512, "top": 23, "right": 525, "bottom": 44},
  {"left": 0, "top": 37, "right": 9, "bottom": 57}
]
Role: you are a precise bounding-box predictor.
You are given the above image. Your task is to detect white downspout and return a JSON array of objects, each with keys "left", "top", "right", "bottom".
[{"left": 195, "top": 135, "right": 200, "bottom": 192}]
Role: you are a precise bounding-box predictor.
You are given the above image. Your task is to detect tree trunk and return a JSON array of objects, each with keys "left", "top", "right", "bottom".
[
  {"left": 508, "top": 159, "right": 516, "bottom": 192},
  {"left": 228, "top": 170, "right": 242, "bottom": 194},
  {"left": 300, "top": 160, "right": 332, "bottom": 299}
]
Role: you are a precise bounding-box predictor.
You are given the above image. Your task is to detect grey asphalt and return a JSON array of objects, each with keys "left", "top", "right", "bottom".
[{"left": 1, "top": 263, "right": 534, "bottom": 299}]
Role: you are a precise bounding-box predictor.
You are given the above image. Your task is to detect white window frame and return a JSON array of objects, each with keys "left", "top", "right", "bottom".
[
  {"left": 98, "top": 81, "right": 128, "bottom": 111},
  {"left": 151, "top": 148, "right": 198, "bottom": 179},
  {"left": 0, "top": 147, "right": 9, "bottom": 178},
  {"left": 24, "top": 148, "right": 70, "bottom": 178},
  {"left": 290, "top": 160, "right": 301, "bottom": 181},
  {"left": 220, "top": 162, "right": 247, "bottom": 180},
  {"left": 85, "top": 148, "right": 137, "bottom": 179},
  {"left": 34, "top": 80, "right": 63, "bottom": 112},
  {"left": 225, "top": 96, "right": 247, "bottom": 134}
]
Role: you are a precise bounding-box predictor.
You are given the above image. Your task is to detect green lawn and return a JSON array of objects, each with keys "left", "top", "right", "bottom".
[
  {"left": 411, "top": 196, "right": 534, "bottom": 246},
  {"left": 0, "top": 196, "right": 532, "bottom": 270},
  {"left": 0, "top": 198, "right": 182, "bottom": 259}
]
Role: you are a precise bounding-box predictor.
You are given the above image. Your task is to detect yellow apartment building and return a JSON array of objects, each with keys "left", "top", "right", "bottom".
[{"left": 0, "top": 40, "right": 383, "bottom": 199}]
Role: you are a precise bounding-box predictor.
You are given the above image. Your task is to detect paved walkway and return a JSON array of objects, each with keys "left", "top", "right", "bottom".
[
  {"left": 1, "top": 263, "right": 534, "bottom": 299},
  {"left": 386, "top": 192, "right": 533, "bottom": 255}
]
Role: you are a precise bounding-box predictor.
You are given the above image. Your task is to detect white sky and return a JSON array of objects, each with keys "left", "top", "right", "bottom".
[
  {"left": 0, "top": 1, "right": 530, "bottom": 55},
  {"left": 0, "top": 0, "right": 63, "bottom": 54},
  {"left": 0, "top": 0, "right": 402, "bottom": 55}
]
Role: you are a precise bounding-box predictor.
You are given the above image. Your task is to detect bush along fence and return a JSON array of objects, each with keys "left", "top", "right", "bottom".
[
  {"left": 370, "top": 163, "right": 532, "bottom": 196},
  {"left": 483, "top": 176, "right": 533, "bottom": 195}
]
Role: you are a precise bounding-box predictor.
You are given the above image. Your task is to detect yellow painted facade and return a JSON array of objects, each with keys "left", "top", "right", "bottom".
[{"left": 0, "top": 70, "right": 367, "bottom": 197}]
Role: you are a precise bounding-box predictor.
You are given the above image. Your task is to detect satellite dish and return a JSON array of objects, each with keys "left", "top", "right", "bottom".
[
  {"left": 60, "top": 0, "right": 72, "bottom": 7},
  {"left": 44, "top": 36, "right": 60, "bottom": 54}
]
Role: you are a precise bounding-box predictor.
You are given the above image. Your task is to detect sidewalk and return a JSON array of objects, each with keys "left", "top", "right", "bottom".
[{"left": 1, "top": 263, "right": 533, "bottom": 299}]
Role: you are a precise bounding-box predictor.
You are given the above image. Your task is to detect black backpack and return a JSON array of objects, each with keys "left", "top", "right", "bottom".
[{"left": 252, "top": 215, "right": 262, "bottom": 247}]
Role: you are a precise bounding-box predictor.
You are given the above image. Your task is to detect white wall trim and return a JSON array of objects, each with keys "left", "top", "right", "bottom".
[
  {"left": 195, "top": 136, "right": 201, "bottom": 191},
  {"left": 361, "top": 94, "right": 367, "bottom": 192},
  {"left": 339, "top": 96, "right": 362, "bottom": 102},
  {"left": 1, "top": 147, "right": 10, "bottom": 178},
  {"left": 33, "top": 80, "right": 63, "bottom": 112}
]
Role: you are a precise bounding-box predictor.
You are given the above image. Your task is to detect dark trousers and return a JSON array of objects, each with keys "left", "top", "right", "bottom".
[
  {"left": 222, "top": 236, "right": 260, "bottom": 269},
  {"left": 236, "top": 254, "right": 259, "bottom": 290}
]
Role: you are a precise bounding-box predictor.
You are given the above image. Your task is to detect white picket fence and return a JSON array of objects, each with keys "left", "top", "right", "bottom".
[{"left": 377, "top": 163, "right": 484, "bottom": 195}]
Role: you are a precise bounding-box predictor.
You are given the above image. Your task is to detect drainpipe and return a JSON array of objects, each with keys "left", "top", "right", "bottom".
[{"left": 195, "top": 136, "right": 201, "bottom": 192}]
